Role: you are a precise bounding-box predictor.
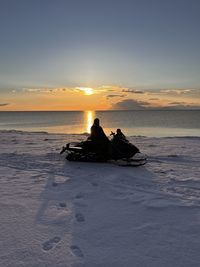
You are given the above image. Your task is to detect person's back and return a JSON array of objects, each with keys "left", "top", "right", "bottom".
[
  {"left": 88, "top": 118, "right": 110, "bottom": 157},
  {"left": 90, "top": 118, "right": 108, "bottom": 142}
]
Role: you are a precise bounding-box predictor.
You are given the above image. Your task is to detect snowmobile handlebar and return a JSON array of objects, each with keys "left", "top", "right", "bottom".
[{"left": 110, "top": 131, "right": 115, "bottom": 136}]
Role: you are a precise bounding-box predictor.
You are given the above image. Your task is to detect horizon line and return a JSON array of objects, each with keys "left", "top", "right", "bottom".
[{"left": 0, "top": 109, "right": 200, "bottom": 112}]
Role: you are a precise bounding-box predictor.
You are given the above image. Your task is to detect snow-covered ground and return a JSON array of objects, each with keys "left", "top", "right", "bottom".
[{"left": 0, "top": 130, "right": 200, "bottom": 267}]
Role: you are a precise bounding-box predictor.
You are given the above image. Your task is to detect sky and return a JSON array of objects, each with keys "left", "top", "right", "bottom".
[{"left": 0, "top": 0, "right": 200, "bottom": 110}]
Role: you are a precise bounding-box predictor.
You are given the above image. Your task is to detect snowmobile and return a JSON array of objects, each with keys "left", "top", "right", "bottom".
[{"left": 60, "top": 133, "right": 147, "bottom": 167}]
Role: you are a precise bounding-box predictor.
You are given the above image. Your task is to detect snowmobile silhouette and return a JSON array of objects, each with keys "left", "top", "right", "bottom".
[{"left": 60, "top": 128, "right": 147, "bottom": 167}]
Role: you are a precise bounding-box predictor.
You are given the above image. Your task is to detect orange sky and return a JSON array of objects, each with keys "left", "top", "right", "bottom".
[{"left": 0, "top": 86, "right": 200, "bottom": 111}]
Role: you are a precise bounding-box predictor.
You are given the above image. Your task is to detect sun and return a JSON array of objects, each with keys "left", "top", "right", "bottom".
[{"left": 78, "top": 87, "right": 94, "bottom": 96}]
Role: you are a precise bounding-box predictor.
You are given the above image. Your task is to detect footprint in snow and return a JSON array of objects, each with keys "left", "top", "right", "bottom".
[
  {"left": 59, "top": 202, "right": 67, "bottom": 208},
  {"left": 91, "top": 181, "right": 98, "bottom": 187},
  {"left": 70, "top": 245, "right": 84, "bottom": 258},
  {"left": 75, "top": 213, "right": 85, "bottom": 222},
  {"left": 75, "top": 193, "right": 84, "bottom": 199},
  {"left": 42, "top": 236, "right": 61, "bottom": 251},
  {"left": 168, "top": 154, "right": 178, "bottom": 157}
]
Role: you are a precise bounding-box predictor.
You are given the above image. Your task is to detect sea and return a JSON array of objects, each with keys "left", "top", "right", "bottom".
[{"left": 0, "top": 110, "right": 199, "bottom": 137}]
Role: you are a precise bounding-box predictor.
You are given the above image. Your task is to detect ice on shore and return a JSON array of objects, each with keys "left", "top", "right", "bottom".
[{"left": 0, "top": 130, "right": 200, "bottom": 267}]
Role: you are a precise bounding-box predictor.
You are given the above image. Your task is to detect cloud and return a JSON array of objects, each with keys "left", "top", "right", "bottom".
[
  {"left": 22, "top": 85, "right": 121, "bottom": 94},
  {"left": 169, "top": 101, "right": 186, "bottom": 105},
  {"left": 122, "top": 89, "right": 145, "bottom": 94},
  {"left": 133, "top": 88, "right": 199, "bottom": 97},
  {"left": 22, "top": 88, "right": 56, "bottom": 93},
  {"left": 112, "top": 98, "right": 200, "bottom": 110},
  {"left": 99, "top": 85, "right": 128, "bottom": 90},
  {"left": 159, "top": 89, "right": 196, "bottom": 95},
  {"left": 163, "top": 104, "right": 200, "bottom": 110},
  {"left": 166, "top": 101, "right": 200, "bottom": 109},
  {"left": 106, "top": 94, "right": 126, "bottom": 98},
  {"left": 112, "top": 99, "right": 151, "bottom": 110},
  {"left": 0, "top": 103, "right": 9, "bottom": 106}
]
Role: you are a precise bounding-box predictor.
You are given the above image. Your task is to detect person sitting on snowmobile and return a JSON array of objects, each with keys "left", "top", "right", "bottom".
[
  {"left": 90, "top": 118, "right": 108, "bottom": 141},
  {"left": 113, "top": 128, "right": 127, "bottom": 142},
  {"left": 111, "top": 128, "right": 139, "bottom": 159},
  {"left": 84, "top": 118, "right": 110, "bottom": 158}
]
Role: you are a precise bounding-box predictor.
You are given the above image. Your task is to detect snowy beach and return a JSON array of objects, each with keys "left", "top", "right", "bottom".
[{"left": 0, "top": 130, "right": 200, "bottom": 267}]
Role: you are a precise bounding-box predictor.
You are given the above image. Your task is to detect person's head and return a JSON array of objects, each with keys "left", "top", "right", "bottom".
[
  {"left": 94, "top": 118, "right": 100, "bottom": 126},
  {"left": 117, "top": 128, "right": 122, "bottom": 134}
]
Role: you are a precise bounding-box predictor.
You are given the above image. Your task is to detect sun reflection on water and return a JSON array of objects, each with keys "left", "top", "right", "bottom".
[{"left": 85, "top": 110, "right": 95, "bottom": 133}]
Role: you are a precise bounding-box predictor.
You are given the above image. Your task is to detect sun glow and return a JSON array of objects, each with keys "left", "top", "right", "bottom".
[{"left": 78, "top": 87, "right": 94, "bottom": 95}]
